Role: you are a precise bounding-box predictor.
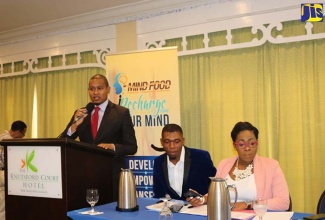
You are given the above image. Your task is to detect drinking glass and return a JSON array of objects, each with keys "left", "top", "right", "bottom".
[
  {"left": 253, "top": 198, "right": 267, "bottom": 220},
  {"left": 86, "top": 188, "right": 99, "bottom": 214},
  {"left": 159, "top": 194, "right": 172, "bottom": 220}
]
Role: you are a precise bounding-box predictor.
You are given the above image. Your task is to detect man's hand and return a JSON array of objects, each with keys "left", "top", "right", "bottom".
[
  {"left": 70, "top": 108, "right": 88, "bottom": 132},
  {"left": 185, "top": 189, "right": 207, "bottom": 207},
  {"left": 98, "top": 143, "right": 115, "bottom": 151}
]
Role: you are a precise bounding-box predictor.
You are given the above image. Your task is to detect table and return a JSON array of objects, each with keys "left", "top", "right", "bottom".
[{"left": 67, "top": 198, "right": 313, "bottom": 220}]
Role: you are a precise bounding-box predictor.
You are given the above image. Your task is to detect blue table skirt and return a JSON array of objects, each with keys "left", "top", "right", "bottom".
[{"left": 67, "top": 197, "right": 313, "bottom": 220}]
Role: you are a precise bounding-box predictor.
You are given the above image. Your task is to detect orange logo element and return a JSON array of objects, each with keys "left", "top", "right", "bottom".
[{"left": 21, "top": 159, "right": 26, "bottom": 168}]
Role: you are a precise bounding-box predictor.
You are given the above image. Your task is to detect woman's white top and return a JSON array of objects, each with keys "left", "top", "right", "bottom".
[{"left": 225, "top": 173, "right": 257, "bottom": 202}]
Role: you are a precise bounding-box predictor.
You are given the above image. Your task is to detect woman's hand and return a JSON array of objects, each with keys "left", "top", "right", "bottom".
[{"left": 231, "top": 202, "right": 248, "bottom": 211}]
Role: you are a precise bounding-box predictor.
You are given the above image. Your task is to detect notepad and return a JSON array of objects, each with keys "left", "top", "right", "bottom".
[
  {"left": 252, "top": 212, "right": 294, "bottom": 220},
  {"left": 231, "top": 211, "right": 256, "bottom": 219},
  {"left": 147, "top": 202, "right": 256, "bottom": 219}
]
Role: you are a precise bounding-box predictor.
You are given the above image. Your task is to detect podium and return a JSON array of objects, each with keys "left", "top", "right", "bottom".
[{"left": 0, "top": 138, "right": 116, "bottom": 220}]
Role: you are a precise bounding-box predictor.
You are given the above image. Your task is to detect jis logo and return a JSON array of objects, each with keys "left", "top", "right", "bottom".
[{"left": 301, "top": 3, "right": 323, "bottom": 22}]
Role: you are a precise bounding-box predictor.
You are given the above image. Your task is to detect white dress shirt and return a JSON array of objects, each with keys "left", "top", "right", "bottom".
[
  {"left": 167, "top": 146, "right": 185, "bottom": 197},
  {"left": 93, "top": 100, "right": 108, "bottom": 130}
]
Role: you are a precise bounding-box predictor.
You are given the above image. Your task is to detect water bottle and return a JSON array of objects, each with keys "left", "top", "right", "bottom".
[
  {"left": 116, "top": 169, "right": 139, "bottom": 212},
  {"left": 207, "top": 177, "right": 237, "bottom": 220}
]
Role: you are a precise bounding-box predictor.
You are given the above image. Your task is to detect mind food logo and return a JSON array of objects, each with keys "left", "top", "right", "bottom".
[
  {"left": 21, "top": 150, "right": 38, "bottom": 172},
  {"left": 113, "top": 73, "right": 128, "bottom": 95}
]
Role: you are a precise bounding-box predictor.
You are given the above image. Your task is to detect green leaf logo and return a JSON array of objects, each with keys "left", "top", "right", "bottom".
[{"left": 25, "top": 150, "right": 38, "bottom": 172}]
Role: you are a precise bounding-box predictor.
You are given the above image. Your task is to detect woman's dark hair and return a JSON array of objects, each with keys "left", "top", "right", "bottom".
[{"left": 231, "top": 121, "right": 259, "bottom": 142}]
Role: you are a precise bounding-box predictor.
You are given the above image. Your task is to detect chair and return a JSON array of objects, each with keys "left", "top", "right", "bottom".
[
  {"left": 287, "top": 195, "right": 292, "bottom": 211},
  {"left": 317, "top": 190, "right": 325, "bottom": 214}
]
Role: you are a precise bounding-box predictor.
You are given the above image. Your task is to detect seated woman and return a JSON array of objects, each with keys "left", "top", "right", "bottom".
[{"left": 188, "top": 121, "right": 290, "bottom": 211}]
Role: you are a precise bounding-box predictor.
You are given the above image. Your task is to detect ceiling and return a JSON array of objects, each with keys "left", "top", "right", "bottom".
[
  {"left": 0, "top": 0, "right": 203, "bottom": 35},
  {"left": 0, "top": 0, "right": 149, "bottom": 33}
]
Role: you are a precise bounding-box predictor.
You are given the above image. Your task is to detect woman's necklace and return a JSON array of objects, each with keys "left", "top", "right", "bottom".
[{"left": 232, "top": 159, "right": 254, "bottom": 181}]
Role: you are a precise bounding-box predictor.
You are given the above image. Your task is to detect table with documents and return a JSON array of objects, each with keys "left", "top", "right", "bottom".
[{"left": 67, "top": 197, "right": 313, "bottom": 220}]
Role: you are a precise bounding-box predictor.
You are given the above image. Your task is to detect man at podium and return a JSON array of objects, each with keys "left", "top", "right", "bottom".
[{"left": 60, "top": 74, "right": 138, "bottom": 200}]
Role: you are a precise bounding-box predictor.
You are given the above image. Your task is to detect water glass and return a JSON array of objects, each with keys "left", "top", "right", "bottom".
[
  {"left": 86, "top": 188, "right": 99, "bottom": 214},
  {"left": 159, "top": 195, "right": 172, "bottom": 220},
  {"left": 253, "top": 198, "right": 267, "bottom": 220}
]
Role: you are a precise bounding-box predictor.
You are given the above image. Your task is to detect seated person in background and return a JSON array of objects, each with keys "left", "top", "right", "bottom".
[
  {"left": 0, "top": 120, "right": 27, "bottom": 220},
  {"left": 153, "top": 123, "right": 216, "bottom": 203},
  {"left": 0, "top": 120, "right": 27, "bottom": 140},
  {"left": 188, "top": 121, "right": 290, "bottom": 211}
]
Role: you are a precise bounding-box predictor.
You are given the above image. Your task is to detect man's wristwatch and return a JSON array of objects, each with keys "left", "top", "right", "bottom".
[{"left": 245, "top": 201, "right": 252, "bottom": 210}]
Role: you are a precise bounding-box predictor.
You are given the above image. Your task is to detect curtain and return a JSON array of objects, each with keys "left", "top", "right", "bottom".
[
  {"left": 0, "top": 52, "right": 105, "bottom": 138},
  {"left": 164, "top": 21, "right": 325, "bottom": 213},
  {"left": 34, "top": 53, "right": 105, "bottom": 138},
  {"left": 0, "top": 73, "right": 34, "bottom": 137}
]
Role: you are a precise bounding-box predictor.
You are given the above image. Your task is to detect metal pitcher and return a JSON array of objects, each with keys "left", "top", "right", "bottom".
[
  {"left": 207, "top": 177, "right": 237, "bottom": 220},
  {"left": 116, "top": 169, "right": 139, "bottom": 212}
]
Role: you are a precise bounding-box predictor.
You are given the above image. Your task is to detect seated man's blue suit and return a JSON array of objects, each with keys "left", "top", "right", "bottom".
[{"left": 153, "top": 146, "right": 216, "bottom": 200}]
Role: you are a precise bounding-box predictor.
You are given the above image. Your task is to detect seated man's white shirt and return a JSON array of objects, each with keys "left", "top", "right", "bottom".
[
  {"left": 0, "top": 131, "right": 12, "bottom": 141},
  {"left": 167, "top": 146, "right": 185, "bottom": 197}
]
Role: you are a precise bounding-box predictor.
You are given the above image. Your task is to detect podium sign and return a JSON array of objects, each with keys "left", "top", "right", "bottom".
[
  {"left": 0, "top": 138, "right": 115, "bottom": 220},
  {"left": 7, "top": 146, "right": 62, "bottom": 198}
]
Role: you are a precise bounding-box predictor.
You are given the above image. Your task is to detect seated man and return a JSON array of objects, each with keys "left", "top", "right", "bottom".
[
  {"left": 0, "top": 120, "right": 27, "bottom": 220},
  {"left": 153, "top": 123, "right": 216, "bottom": 204}
]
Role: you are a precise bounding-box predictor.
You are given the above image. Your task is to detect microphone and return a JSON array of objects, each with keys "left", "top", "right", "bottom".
[
  {"left": 72, "top": 102, "right": 94, "bottom": 124},
  {"left": 57, "top": 103, "right": 94, "bottom": 138},
  {"left": 151, "top": 144, "right": 165, "bottom": 152}
]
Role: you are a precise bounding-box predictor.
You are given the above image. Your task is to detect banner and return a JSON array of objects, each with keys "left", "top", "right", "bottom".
[{"left": 106, "top": 47, "right": 180, "bottom": 197}]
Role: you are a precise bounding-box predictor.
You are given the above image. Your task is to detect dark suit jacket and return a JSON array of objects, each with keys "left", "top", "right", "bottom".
[
  {"left": 61, "top": 100, "right": 138, "bottom": 199},
  {"left": 153, "top": 146, "right": 216, "bottom": 200}
]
